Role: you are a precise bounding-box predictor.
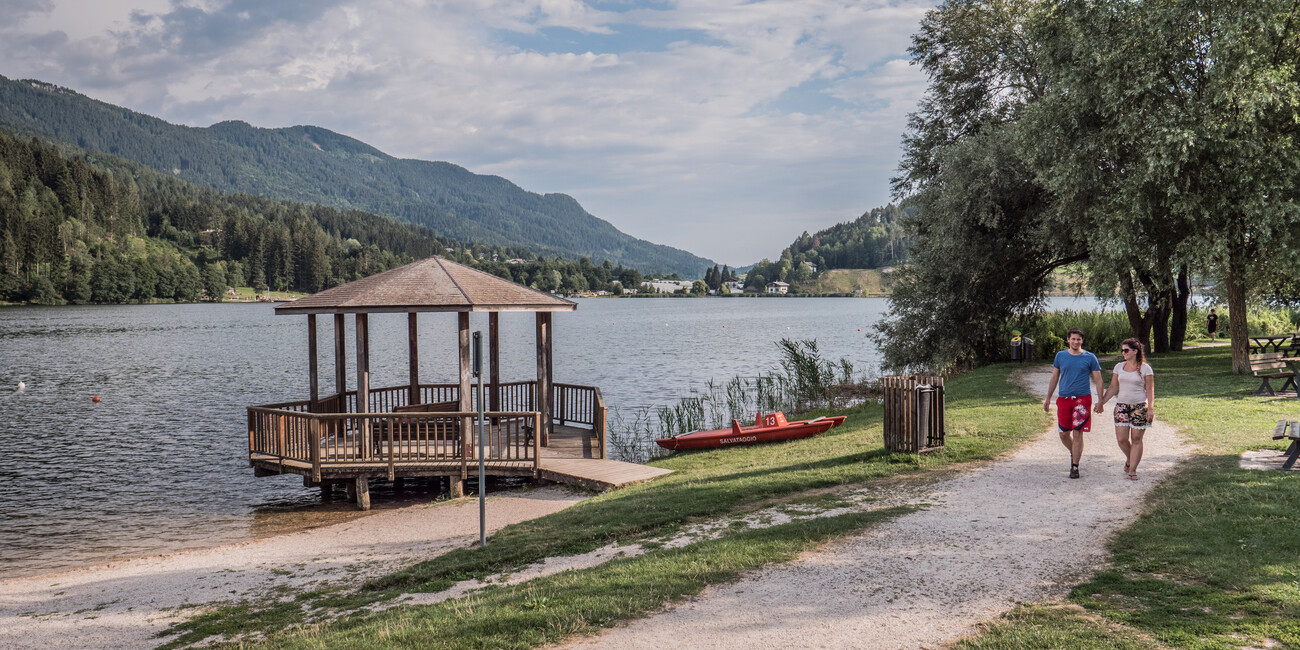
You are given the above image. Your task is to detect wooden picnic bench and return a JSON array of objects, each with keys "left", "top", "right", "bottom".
[
  {"left": 1271, "top": 420, "right": 1300, "bottom": 469},
  {"left": 1249, "top": 352, "right": 1299, "bottom": 396}
]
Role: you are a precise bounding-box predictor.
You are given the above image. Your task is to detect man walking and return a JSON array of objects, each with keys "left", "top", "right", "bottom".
[{"left": 1043, "top": 327, "right": 1104, "bottom": 478}]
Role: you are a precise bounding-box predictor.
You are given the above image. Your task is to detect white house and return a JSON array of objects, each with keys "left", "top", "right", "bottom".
[
  {"left": 766, "top": 281, "right": 790, "bottom": 295},
  {"left": 723, "top": 280, "right": 745, "bottom": 294},
  {"left": 642, "top": 280, "right": 694, "bottom": 294}
]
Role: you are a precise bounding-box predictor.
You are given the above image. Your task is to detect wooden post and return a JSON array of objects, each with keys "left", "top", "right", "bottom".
[
  {"left": 356, "top": 313, "right": 371, "bottom": 457},
  {"left": 308, "top": 314, "right": 319, "bottom": 409},
  {"left": 540, "top": 312, "right": 553, "bottom": 445},
  {"left": 354, "top": 477, "right": 371, "bottom": 510},
  {"left": 408, "top": 312, "right": 420, "bottom": 406},
  {"left": 458, "top": 312, "right": 472, "bottom": 459},
  {"left": 449, "top": 477, "right": 464, "bottom": 498},
  {"left": 334, "top": 313, "right": 347, "bottom": 407},
  {"left": 489, "top": 312, "right": 500, "bottom": 412}
]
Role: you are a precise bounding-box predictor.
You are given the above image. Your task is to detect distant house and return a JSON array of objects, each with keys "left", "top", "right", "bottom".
[
  {"left": 723, "top": 281, "right": 745, "bottom": 294},
  {"left": 506, "top": 258, "right": 527, "bottom": 264},
  {"left": 802, "top": 261, "right": 818, "bottom": 273},
  {"left": 642, "top": 280, "right": 694, "bottom": 294},
  {"left": 766, "top": 281, "right": 790, "bottom": 295}
]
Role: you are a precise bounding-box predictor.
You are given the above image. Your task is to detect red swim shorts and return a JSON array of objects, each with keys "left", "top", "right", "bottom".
[{"left": 1056, "top": 395, "right": 1092, "bottom": 432}]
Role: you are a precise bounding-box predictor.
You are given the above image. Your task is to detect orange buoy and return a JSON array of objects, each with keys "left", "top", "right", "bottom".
[{"left": 92, "top": 395, "right": 101, "bottom": 403}]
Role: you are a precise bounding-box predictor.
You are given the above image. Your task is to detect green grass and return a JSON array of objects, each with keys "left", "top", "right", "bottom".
[
  {"left": 160, "top": 361, "right": 1050, "bottom": 648},
  {"left": 958, "top": 344, "right": 1300, "bottom": 650}
]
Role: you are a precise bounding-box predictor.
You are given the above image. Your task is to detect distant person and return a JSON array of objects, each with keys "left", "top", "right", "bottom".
[
  {"left": 1043, "top": 327, "right": 1104, "bottom": 479},
  {"left": 1207, "top": 308, "right": 1219, "bottom": 341},
  {"left": 1095, "top": 338, "right": 1155, "bottom": 480}
]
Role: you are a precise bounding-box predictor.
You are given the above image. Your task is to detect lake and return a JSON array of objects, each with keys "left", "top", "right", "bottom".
[{"left": 0, "top": 296, "right": 1100, "bottom": 577}]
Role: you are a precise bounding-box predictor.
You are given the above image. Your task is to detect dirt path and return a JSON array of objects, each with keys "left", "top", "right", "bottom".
[
  {"left": 567, "top": 365, "right": 1191, "bottom": 649},
  {"left": 0, "top": 486, "right": 586, "bottom": 650}
]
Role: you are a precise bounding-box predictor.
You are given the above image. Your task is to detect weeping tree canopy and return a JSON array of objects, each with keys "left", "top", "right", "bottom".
[{"left": 878, "top": 0, "right": 1300, "bottom": 374}]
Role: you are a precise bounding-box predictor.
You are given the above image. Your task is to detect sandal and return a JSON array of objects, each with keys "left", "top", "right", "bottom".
[
  {"left": 1127, "top": 472, "right": 1138, "bottom": 480},
  {"left": 1124, "top": 463, "right": 1129, "bottom": 474}
]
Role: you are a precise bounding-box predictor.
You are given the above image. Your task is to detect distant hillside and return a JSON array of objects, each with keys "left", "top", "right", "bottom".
[
  {"left": 792, "top": 268, "right": 894, "bottom": 296},
  {"left": 743, "top": 203, "right": 913, "bottom": 290},
  {"left": 0, "top": 75, "right": 713, "bottom": 277}
]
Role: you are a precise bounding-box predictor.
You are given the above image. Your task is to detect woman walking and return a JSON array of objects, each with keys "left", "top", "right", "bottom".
[{"left": 1096, "top": 338, "right": 1155, "bottom": 480}]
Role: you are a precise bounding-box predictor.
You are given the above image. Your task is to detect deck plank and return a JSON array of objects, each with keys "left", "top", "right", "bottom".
[{"left": 538, "top": 458, "right": 674, "bottom": 491}]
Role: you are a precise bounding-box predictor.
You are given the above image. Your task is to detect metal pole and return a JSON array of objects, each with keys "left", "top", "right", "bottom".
[{"left": 473, "top": 330, "right": 486, "bottom": 547}]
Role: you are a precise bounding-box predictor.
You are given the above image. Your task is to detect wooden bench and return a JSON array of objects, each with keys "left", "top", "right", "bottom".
[
  {"left": 1249, "top": 352, "right": 1299, "bottom": 396},
  {"left": 1272, "top": 420, "right": 1300, "bottom": 469},
  {"left": 381, "top": 401, "right": 463, "bottom": 454}
]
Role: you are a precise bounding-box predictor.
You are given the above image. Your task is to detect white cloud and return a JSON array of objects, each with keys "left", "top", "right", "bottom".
[{"left": 0, "top": 0, "right": 937, "bottom": 265}]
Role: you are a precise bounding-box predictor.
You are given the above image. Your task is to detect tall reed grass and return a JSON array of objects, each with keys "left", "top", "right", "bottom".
[
  {"left": 606, "top": 338, "right": 872, "bottom": 463},
  {"left": 1009, "top": 304, "right": 1300, "bottom": 359}
]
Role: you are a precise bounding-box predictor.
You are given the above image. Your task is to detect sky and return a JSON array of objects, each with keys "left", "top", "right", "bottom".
[{"left": 0, "top": 0, "right": 935, "bottom": 266}]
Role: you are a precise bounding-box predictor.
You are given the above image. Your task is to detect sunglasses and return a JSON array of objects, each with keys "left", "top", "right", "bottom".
[{"left": 1121, "top": 348, "right": 1135, "bottom": 353}]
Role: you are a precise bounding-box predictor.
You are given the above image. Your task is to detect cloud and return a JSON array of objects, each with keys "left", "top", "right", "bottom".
[{"left": 0, "top": 0, "right": 937, "bottom": 264}]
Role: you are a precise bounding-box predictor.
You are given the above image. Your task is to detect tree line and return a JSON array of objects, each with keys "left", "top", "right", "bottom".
[
  {"left": 0, "top": 130, "right": 680, "bottom": 305},
  {"left": 744, "top": 204, "right": 912, "bottom": 290},
  {"left": 876, "top": 0, "right": 1300, "bottom": 373}
]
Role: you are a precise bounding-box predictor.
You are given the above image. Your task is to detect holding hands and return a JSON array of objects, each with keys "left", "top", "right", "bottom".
[{"left": 1094, "top": 400, "right": 1105, "bottom": 414}]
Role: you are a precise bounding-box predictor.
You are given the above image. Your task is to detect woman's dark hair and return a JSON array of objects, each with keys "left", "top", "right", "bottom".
[{"left": 1121, "top": 337, "right": 1145, "bottom": 365}]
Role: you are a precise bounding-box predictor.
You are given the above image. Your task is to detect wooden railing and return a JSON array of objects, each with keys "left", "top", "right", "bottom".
[
  {"left": 255, "top": 381, "right": 606, "bottom": 463},
  {"left": 553, "top": 383, "right": 608, "bottom": 459},
  {"left": 249, "top": 407, "right": 542, "bottom": 482}
]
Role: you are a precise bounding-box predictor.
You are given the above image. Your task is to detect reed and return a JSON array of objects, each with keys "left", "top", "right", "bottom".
[{"left": 605, "top": 338, "right": 876, "bottom": 462}]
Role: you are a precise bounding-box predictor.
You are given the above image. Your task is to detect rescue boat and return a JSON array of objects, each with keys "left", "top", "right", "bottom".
[{"left": 654, "top": 412, "right": 847, "bottom": 450}]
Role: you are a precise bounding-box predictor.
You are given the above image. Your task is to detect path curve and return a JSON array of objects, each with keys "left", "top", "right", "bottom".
[{"left": 567, "top": 366, "right": 1190, "bottom": 649}]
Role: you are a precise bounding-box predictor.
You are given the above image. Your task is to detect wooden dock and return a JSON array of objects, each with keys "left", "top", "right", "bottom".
[{"left": 539, "top": 458, "right": 673, "bottom": 491}]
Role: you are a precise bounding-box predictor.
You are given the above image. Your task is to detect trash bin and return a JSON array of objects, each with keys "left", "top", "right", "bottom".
[
  {"left": 882, "top": 375, "right": 946, "bottom": 453},
  {"left": 1021, "top": 336, "right": 1034, "bottom": 362},
  {"left": 915, "top": 384, "right": 934, "bottom": 450}
]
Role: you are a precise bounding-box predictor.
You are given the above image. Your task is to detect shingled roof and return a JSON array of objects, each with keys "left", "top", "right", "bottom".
[{"left": 275, "top": 257, "right": 577, "bottom": 315}]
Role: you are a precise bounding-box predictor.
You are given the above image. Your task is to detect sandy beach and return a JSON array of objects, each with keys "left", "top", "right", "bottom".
[{"left": 0, "top": 486, "right": 587, "bottom": 649}]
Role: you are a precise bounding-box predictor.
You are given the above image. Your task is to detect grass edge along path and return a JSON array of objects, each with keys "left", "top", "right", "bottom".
[
  {"left": 956, "top": 345, "right": 1300, "bottom": 650},
  {"left": 160, "top": 361, "right": 1050, "bottom": 648}
]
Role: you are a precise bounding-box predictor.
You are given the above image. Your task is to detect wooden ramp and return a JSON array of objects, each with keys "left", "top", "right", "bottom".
[{"left": 539, "top": 458, "right": 673, "bottom": 491}]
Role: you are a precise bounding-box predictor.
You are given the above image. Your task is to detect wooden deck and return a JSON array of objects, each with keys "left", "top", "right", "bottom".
[{"left": 249, "top": 420, "right": 672, "bottom": 500}]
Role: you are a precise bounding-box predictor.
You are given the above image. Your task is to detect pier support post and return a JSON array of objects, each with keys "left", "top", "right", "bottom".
[
  {"left": 449, "top": 477, "right": 464, "bottom": 498},
  {"left": 354, "top": 477, "right": 371, "bottom": 510}
]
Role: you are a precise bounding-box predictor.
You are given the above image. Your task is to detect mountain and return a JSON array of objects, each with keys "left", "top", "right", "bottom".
[{"left": 0, "top": 75, "right": 712, "bottom": 277}]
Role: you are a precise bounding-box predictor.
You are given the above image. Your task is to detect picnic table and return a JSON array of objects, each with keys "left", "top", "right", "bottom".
[
  {"left": 1271, "top": 421, "right": 1300, "bottom": 469},
  {"left": 1250, "top": 335, "right": 1297, "bottom": 353}
]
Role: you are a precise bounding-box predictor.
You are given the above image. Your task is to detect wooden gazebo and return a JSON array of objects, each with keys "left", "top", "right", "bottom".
[{"left": 246, "top": 256, "right": 635, "bottom": 509}]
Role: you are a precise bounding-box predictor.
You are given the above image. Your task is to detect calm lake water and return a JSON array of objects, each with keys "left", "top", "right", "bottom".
[{"left": 0, "top": 296, "right": 1100, "bottom": 578}]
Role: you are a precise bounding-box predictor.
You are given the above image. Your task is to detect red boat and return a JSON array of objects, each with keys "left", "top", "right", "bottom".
[{"left": 655, "top": 412, "right": 847, "bottom": 450}]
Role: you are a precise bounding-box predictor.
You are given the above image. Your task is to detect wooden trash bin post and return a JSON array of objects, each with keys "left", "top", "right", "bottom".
[{"left": 882, "top": 375, "right": 946, "bottom": 453}]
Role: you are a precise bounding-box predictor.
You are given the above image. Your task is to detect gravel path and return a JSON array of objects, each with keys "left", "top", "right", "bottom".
[
  {"left": 568, "top": 366, "right": 1191, "bottom": 649},
  {"left": 0, "top": 486, "right": 586, "bottom": 650}
]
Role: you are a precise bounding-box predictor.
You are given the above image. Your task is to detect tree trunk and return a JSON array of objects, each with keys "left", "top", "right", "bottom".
[
  {"left": 1151, "top": 291, "right": 1171, "bottom": 353},
  {"left": 1121, "top": 275, "right": 1155, "bottom": 352},
  {"left": 1227, "top": 254, "right": 1250, "bottom": 374},
  {"left": 1170, "top": 266, "right": 1190, "bottom": 351}
]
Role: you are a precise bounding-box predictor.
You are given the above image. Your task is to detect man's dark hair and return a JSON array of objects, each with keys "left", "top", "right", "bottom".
[{"left": 1067, "top": 327, "right": 1085, "bottom": 340}]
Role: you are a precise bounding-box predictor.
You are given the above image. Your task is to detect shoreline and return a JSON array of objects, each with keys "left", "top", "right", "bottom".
[{"left": 0, "top": 485, "right": 589, "bottom": 649}]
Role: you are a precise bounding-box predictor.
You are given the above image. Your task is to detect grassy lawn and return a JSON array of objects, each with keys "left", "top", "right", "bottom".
[
  {"left": 161, "top": 361, "right": 1050, "bottom": 648},
  {"left": 958, "top": 345, "right": 1300, "bottom": 650}
]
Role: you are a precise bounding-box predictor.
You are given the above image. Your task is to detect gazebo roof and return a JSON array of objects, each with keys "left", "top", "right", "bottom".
[{"left": 275, "top": 256, "right": 578, "bottom": 315}]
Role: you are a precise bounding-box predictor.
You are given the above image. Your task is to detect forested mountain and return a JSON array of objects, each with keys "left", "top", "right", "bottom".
[
  {"left": 0, "top": 75, "right": 713, "bottom": 277},
  {"left": 743, "top": 204, "right": 913, "bottom": 289},
  {"left": 0, "top": 130, "right": 673, "bottom": 304}
]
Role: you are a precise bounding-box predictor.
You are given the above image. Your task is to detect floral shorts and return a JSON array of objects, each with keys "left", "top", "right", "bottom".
[{"left": 1113, "top": 402, "right": 1150, "bottom": 429}]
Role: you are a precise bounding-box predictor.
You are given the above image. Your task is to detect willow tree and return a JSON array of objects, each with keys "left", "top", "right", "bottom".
[{"left": 1026, "top": 0, "right": 1300, "bottom": 373}]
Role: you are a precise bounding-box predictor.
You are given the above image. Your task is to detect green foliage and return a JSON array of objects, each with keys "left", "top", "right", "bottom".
[
  {"left": 0, "top": 75, "right": 714, "bottom": 277},
  {"left": 746, "top": 204, "right": 913, "bottom": 289}
]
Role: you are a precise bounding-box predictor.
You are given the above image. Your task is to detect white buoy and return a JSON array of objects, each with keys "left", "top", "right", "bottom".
[{"left": 16, "top": 381, "right": 25, "bottom": 391}]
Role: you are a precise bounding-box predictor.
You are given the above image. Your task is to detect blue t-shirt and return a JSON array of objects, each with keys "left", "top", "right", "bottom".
[{"left": 1053, "top": 349, "right": 1100, "bottom": 397}]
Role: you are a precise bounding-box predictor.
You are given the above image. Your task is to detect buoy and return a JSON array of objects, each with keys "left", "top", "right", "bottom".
[
  {"left": 16, "top": 381, "right": 25, "bottom": 391},
  {"left": 92, "top": 395, "right": 101, "bottom": 403}
]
